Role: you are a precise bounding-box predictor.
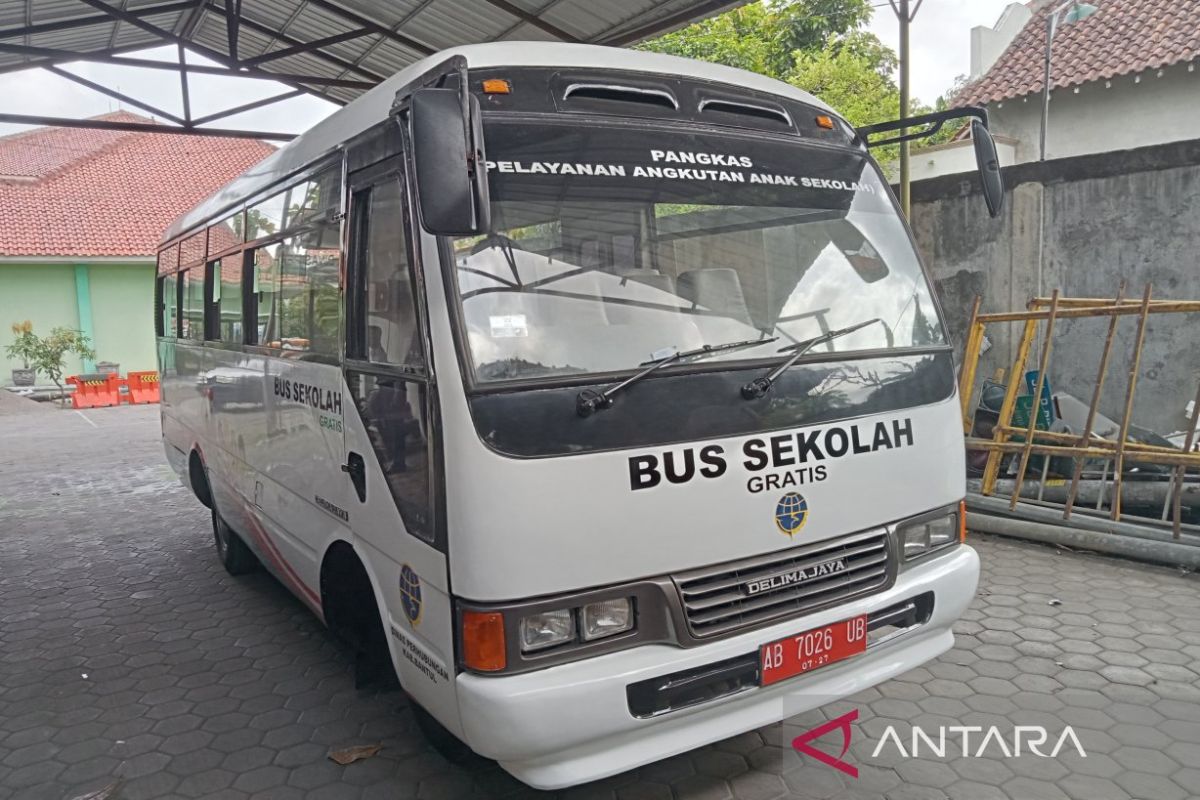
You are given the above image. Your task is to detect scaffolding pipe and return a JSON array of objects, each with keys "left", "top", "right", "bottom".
[
  {"left": 1111, "top": 284, "right": 1154, "bottom": 519},
  {"left": 970, "top": 477, "right": 1200, "bottom": 509},
  {"left": 967, "top": 491, "right": 1200, "bottom": 543},
  {"left": 1064, "top": 282, "right": 1125, "bottom": 518},
  {"left": 967, "top": 513, "right": 1200, "bottom": 569}
]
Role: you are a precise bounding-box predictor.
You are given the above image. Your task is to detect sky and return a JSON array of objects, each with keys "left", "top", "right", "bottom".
[
  {"left": 866, "top": 0, "right": 1019, "bottom": 106},
  {"left": 0, "top": 0, "right": 1021, "bottom": 140}
]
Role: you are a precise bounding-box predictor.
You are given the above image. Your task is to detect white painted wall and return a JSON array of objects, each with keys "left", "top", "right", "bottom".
[
  {"left": 970, "top": 3, "right": 1033, "bottom": 80},
  {"left": 908, "top": 136, "right": 1018, "bottom": 182},
  {"left": 989, "top": 62, "right": 1200, "bottom": 163},
  {"left": 917, "top": 61, "right": 1200, "bottom": 178}
]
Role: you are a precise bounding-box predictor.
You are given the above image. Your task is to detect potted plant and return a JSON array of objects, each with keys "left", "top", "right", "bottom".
[
  {"left": 4, "top": 326, "right": 95, "bottom": 404},
  {"left": 5, "top": 321, "right": 37, "bottom": 386}
]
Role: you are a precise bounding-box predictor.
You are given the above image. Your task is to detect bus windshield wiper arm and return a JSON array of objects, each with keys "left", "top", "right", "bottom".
[
  {"left": 740, "top": 318, "right": 882, "bottom": 400},
  {"left": 577, "top": 337, "right": 778, "bottom": 417}
]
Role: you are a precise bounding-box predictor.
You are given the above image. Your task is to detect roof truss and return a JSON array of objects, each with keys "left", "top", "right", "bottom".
[{"left": 0, "top": 0, "right": 745, "bottom": 140}]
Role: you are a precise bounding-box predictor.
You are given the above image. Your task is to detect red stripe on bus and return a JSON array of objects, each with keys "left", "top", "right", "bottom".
[{"left": 241, "top": 508, "right": 323, "bottom": 609}]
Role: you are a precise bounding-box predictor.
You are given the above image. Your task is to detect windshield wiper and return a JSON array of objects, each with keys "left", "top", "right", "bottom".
[
  {"left": 740, "top": 318, "right": 883, "bottom": 400},
  {"left": 577, "top": 337, "right": 778, "bottom": 417}
]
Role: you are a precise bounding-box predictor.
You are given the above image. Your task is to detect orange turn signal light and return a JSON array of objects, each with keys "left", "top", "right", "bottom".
[
  {"left": 959, "top": 500, "right": 968, "bottom": 542},
  {"left": 481, "top": 78, "right": 512, "bottom": 95},
  {"left": 815, "top": 114, "right": 835, "bottom": 130},
  {"left": 462, "top": 611, "right": 506, "bottom": 671}
]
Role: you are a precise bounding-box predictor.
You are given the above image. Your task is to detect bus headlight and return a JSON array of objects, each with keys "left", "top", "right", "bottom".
[
  {"left": 899, "top": 510, "right": 959, "bottom": 561},
  {"left": 581, "top": 598, "right": 633, "bottom": 641},
  {"left": 519, "top": 608, "right": 575, "bottom": 652}
]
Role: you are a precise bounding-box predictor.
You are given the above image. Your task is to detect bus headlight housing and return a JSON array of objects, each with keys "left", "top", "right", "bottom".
[
  {"left": 898, "top": 509, "right": 959, "bottom": 561},
  {"left": 460, "top": 584, "right": 668, "bottom": 674},
  {"left": 581, "top": 598, "right": 634, "bottom": 641},
  {"left": 519, "top": 608, "right": 575, "bottom": 652},
  {"left": 517, "top": 597, "right": 635, "bottom": 653}
]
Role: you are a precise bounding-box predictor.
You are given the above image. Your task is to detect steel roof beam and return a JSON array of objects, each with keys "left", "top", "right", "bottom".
[
  {"left": 0, "top": 0, "right": 195, "bottom": 39},
  {"left": 0, "top": 42, "right": 376, "bottom": 87},
  {"left": 225, "top": 0, "right": 241, "bottom": 61},
  {"left": 71, "top": 0, "right": 347, "bottom": 103},
  {"left": 0, "top": 112, "right": 296, "bottom": 140},
  {"left": 44, "top": 64, "right": 187, "bottom": 125},
  {"left": 202, "top": 2, "right": 387, "bottom": 83},
  {"left": 241, "top": 27, "right": 375, "bottom": 67},
  {"left": 189, "top": 88, "right": 305, "bottom": 125},
  {"left": 600, "top": 0, "right": 743, "bottom": 46},
  {"left": 483, "top": 0, "right": 579, "bottom": 42},
  {"left": 325, "top": 0, "right": 437, "bottom": 86},
  {"left": 301, "top": 0, "right": 436, "bottom": 56},
  {"left": 108, "top": 0, "right": 130, "bottom": 49},
  {"left": 177, "top": 43, "right": 192, "bottom": 122}
]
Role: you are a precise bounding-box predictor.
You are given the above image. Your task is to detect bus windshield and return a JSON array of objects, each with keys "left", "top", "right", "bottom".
[{"left": 450, "top": 120, "right": 946, "bottom": 385}]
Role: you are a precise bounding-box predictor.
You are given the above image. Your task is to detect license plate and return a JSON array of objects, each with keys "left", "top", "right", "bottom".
[{"left": 760, "top": 614, "right": 868, "bottom": 687}]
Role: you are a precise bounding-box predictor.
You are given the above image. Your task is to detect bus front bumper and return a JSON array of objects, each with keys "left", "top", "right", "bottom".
[{"left": 455, "top": 544, "right": 979, "bottom": 790}]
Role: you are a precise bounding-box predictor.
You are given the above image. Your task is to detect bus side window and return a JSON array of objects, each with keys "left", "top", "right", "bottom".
[
  {"left": 251, "top": 246, "right": 281, "bottom": 347},
  {"left": 180, "top": 268, "right": 205, "bottom": 340},
  {"left": 157, "top": 274, "right": 178, "bottom": 337},
  {"left": 360, "top": 178, "right": 423, "bottom": 370},
  {"left": 205, "top": 259, "right": 220, "bottom": 341},
  {"left": 217, "top": 257, "right": 244, "bottom": 343}
]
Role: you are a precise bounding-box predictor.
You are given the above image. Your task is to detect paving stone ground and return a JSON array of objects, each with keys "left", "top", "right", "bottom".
[{"left": 1, "top": 403, "right": 1198, "bottom": 800}]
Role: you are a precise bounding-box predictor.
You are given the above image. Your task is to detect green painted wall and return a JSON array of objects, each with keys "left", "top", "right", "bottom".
[
  {"left": 0, "top": 264, "right": 82, "bottom": 380},
  {"left": 89, "top": 263, "right": 156, "bottom": 376},
  {"left": 0, "top": 261, "right": 156, "bottom": 384}
]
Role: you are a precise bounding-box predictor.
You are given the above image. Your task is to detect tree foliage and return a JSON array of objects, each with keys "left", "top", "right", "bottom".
[
  {"left": 5, "top": 321, "right": 36, "bottom": 369},
  {"left": 786, "top": 37, "right": 898, "bottom": 128},
  {"left": 641, "top": 2, "right": 978, "bottom": 172},
  {"left": 641, "top": 0, "right": 876, "bottom": 80}
]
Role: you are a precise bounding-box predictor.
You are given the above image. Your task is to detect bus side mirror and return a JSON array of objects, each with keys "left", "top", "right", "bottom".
[
  {"left": 971, "top": 119, "right": 1004, "bottom": 219},
  {"left": 409, "top": 88, "right": 491, "bottom": 236}
]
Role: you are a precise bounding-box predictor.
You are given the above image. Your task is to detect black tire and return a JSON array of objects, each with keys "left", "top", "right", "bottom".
[
  {"left": 212, "top": 509, "right": 258, "bottom": 575},
  {"left": 412, "top": 703, "right": 473, "bottom": 763}
]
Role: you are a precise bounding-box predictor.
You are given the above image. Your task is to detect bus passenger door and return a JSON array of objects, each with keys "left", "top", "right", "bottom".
[{"left": 341, "top": 158, "right": 459, "bottom": 730}]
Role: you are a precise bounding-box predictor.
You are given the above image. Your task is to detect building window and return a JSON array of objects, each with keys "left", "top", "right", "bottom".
[{"left": 181, "top": 268, "right": 206, "bottom": 340}]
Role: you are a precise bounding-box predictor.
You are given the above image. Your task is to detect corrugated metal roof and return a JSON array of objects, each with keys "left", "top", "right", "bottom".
[{"left": 1, "top": 0, "right": 749, "bottom": 111}]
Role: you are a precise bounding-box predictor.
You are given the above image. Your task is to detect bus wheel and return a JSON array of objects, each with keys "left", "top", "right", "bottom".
[
  {"left": 212, "top": 509, "right": 257, "bottom": 575},
  {"left": 321, "top": 545, "right": 398, "bottom": 690},
  {"left": 412, "top": 703, "right": 472, "bottom": 763}
]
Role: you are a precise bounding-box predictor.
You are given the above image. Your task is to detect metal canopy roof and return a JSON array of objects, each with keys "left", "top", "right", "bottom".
[{"left": 0, "top": 0, "right": 745, "bottom": 139}]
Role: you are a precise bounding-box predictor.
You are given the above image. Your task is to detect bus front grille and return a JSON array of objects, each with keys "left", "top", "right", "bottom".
[{"left": 674, "top": 529, "right": 895, "bottom": 639}]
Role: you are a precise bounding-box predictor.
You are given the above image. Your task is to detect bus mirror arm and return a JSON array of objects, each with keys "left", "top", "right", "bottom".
[{"left": 857, "top": 106, "right": 1004, "bottom": 220}]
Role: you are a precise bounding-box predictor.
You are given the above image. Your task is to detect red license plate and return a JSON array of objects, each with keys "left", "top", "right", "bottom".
[{"left": 760, "top": 615, "right": 869, "bottom": 686}]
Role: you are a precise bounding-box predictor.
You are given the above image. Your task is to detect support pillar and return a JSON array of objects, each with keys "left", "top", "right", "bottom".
[{"left": 74, "top": 263, "right": 96, "bottom": 372}]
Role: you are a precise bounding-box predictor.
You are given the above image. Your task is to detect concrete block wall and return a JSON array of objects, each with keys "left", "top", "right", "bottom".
[{"left": 908, "top": 138, "right": 1200, "bottom": 434}]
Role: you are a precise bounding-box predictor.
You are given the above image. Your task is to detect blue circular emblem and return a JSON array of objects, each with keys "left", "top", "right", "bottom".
[
  {"left": 399, "top": 564, "right": 422, "bottom": 625},
  {"left": 775, "top": 492, "right": 809, "bottom": 537}
]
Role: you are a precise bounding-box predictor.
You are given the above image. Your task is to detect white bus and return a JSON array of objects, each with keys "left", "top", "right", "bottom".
[{"left": 156, "top": 42, "right": 1001, "bottom": 789}]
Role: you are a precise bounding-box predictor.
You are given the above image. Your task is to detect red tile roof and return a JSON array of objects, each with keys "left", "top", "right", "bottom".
[
  {"left": 957, "top": 0, "right": 1200, "bottom": 107},
  {"left": 0, "top": 112, "right": 275, "bottom": 258}
]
